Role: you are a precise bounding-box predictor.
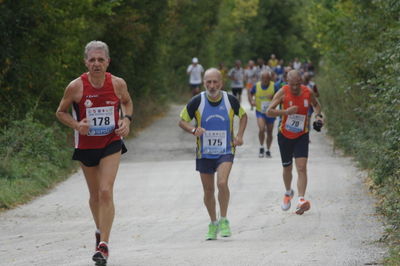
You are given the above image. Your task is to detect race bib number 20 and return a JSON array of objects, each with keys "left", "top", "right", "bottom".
[
  {"left": 203, "top": 130, "right": 227, "bottom": 154},
  {"left": 285, "top": 114, "right": 306, "bottom": 133},
  {"left": 86, "top": 106, "right": 115, "bottom": 136}
]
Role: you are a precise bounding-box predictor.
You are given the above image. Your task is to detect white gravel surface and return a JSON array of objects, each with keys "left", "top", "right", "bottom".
[{"left": 0, "top": 91, "right": 387, "bottom": 265}]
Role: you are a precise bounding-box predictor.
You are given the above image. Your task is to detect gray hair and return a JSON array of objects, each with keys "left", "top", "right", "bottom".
[
  {"left": 204, "top": 68, "right": 222, "bottom": 80},
  {"left": 84, "top": 40, "right": 109, "bottom": 59},
  {"left": 260, "top": 70, "right": 272, "bottom": 78}
]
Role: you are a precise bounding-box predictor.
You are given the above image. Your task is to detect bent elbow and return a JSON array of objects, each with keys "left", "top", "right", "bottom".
[{"left": 178, "top": 120, "right": 185, "bottom": 129}]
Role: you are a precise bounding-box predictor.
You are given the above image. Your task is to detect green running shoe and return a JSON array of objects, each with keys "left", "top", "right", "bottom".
[
  {"left": 206, "top": 223, "right": 218, "bottom": 240},
  {"left": 219, "top": 218, "right": 231, "bottom": 237}
]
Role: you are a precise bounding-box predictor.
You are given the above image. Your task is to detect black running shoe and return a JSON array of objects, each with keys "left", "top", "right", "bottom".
[
  {"left": 265, "top": 150, "right": 271, "bottom": 158},
  {"left": 259, "top": 147, "right": 265, "bottom": 158},
  {"left": 93, "top": 242, "right": 108, "bottom": 265}
]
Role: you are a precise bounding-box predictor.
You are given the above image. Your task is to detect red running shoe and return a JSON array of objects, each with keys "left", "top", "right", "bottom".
[
  {"left": 92, "top": 242, "right": 109, "bottom": 265},
  {"left": 295, "top": 199, "right": 311, "bottom": 215}
]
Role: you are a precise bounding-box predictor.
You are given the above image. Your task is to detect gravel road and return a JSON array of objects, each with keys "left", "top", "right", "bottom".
[{"left": 0, "top": 91, "right": 387, "bottom": 265}]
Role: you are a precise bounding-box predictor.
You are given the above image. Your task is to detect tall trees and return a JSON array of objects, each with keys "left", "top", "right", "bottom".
[
  {"left": 0, "top": 0, "right": 117, "bottom": 124},
  {"left": 209, "top": 0, "right": 317, "bottom": 67}
]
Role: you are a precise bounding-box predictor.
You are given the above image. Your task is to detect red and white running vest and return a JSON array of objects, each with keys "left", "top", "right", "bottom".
[{"left": 73, "top": 72, "right": 121, "bottom": 149}]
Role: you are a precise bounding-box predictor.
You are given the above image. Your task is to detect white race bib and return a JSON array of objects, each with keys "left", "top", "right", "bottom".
[
  {"left": 203, "top": 130, "right": 227, "bottom": 154},
  {"left": 261, "top": 101, "right": 270, "bottom": 113},
  {"left": 285, "top": 114, "right": 306, "bottom": 133},
  {"left": 86, "top": 106, "right": 115, "bottom": 136}
]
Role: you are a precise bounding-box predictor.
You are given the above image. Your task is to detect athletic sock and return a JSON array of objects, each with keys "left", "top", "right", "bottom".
[
  {"left": 285, "top": 190, "right": 292, "bottom": 196},
  {"left": 96, "top": 229, "right": 101, "bottom": 234},
  {"left": 298, "top": 197, "right": 305, "bottom": 203},
  {"left": 211, "top": 220, "right": 219, "bottom": 226}
]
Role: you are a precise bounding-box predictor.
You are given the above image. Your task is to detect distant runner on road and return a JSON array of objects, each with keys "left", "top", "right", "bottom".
[
  {"left": 228, "top": 60, "right": 245, "bottom": 103},
  {"left": 56, "top": 40, "right": 133, "bottom": 265},
  {"left": 267, "top": 70, "right": 323, "bottom": 215},
  {"left": 187, "top": 57, "right": 204, "bottom": 96},
  {"left": 245, "top": 60, "right": 258, "bottom": 110},
  {"left": 179, "top": 68, "right": 247, "bottom": 240},
  {"left": 248, "top": 71, "right": 279, "bottom": 158}
]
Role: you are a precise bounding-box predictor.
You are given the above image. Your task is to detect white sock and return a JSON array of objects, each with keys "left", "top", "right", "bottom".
[
  {"left": 96, "top": 229, "right": 101, "bottom": 234},
  {"left": 99, "top": 241, "right": 108, "bottom": 246},
  {"left": 260, "top": 145, "right": 264, "bottom": 149},
  {"left": 285, "top": 190, "right": 292, "bottom": 196},
  {"left": 211, "top": 220, "right": 218, "bottom": 225},
  {"left": 220, "top": 216, "right": 227, "bottom": 221},
  {"left": 298, "top": 196, "right": 305, "bottom": 203}
]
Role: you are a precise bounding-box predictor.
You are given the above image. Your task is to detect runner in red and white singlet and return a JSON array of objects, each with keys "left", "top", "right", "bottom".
[
  {"left": 73, "top": 72, "right": 121, "bottom": 149},
  {"left": 56, "top": 40, "right": 133, "bottom": 265}
]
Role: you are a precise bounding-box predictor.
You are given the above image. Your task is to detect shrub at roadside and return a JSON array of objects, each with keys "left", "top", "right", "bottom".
[
  {"left": 0, "top": 116, "right": 74, "bottom": 209},
  {"left": 307, "top": 0, "right": 400, "bottom": 263}
]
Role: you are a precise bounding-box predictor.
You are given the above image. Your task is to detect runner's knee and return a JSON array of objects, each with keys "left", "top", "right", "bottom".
[
  {"left": 283, "top": 164, "right": 293, "bottom": 172},
  {"left": 217, "top": 180, "right": 228, "bottom": 191},
  {"left": 99, "top": 188, "right": 113, "bottom": 203},
  {"left": 203, "top": 187, "right": 215, "bottom": 196},
  {"left": 89, "top": 194, "right": 100, "bottom": 205},
  {"left": 296, "top": 164, "right": 307, "bottom": 173}
]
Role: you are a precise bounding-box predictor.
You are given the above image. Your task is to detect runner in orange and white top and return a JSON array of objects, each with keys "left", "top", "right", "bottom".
[{"left": 267, "top": 70, "right": 323, "bottom": 215}]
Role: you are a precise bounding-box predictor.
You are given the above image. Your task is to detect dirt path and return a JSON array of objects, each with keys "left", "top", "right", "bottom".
[{"left": 0, "top": 91, "right": 387, "bottom": 265}]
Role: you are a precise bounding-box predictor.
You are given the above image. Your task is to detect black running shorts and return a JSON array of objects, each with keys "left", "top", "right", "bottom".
[
  {"left": 72, "top": 140, "right": 127, "bottom": 167},
  {"left": 196, "top": 154, "right": 234, "bottom": 174},
  {"left": 231, "top": 88, "right": 243, "bottom": 97},
  {"left": 277, "top": 132, "right": 309, "bottom": 167}
]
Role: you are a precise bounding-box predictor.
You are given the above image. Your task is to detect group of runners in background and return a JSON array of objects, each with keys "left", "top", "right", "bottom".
[
  {"left": 187, "top": 54, "right": 319, "bottom": 157},
  {"left": 55, "top": 40, "right": 324, "bottom": 265},
  {"left": 185, "top": 54, "right": 323, "bottom": 240}
]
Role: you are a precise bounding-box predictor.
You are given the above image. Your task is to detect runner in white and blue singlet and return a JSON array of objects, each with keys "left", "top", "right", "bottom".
[{"left": 179, "top": 68, "right": 247, "bottom": 240}]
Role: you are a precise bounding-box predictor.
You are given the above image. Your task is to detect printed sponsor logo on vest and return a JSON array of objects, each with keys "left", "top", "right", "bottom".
[
  {"left": 304, "top": 99, "right": 308, "bottom": 107},
  {"left": 84, "top": 99, "right": 93, "bottom": 108},
  {"left": 87, "top": 95, "right": 99, "bottom": 98},
  {"left": 219, "top": 106, "right": 225, "bottom": 111},
  {"left": 106, "top": 101, "right": 117, "bottom": 105},
  {"left": 205, "top": 114, "right": 225, "bottom": 122}
]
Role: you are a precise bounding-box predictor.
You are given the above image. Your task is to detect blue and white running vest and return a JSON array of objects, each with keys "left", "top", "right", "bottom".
[{"left": 198, "top": 91, "right": 233, "bottom": 159}]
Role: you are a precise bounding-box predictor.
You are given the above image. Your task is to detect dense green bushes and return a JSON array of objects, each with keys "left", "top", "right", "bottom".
[
  {"left": 0, "top": 115, "right": 73, "bottom": 209},
  {"left": 307, "top": 0, "right": 400, "bottom": 262}
]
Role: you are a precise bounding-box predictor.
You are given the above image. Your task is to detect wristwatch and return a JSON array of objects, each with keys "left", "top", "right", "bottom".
[
  {"left": 123, "top": 115, "right": 133, "bottom": 121},
  {"left": 191, "top": 128, "right": 197, "bottom": 135}
]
